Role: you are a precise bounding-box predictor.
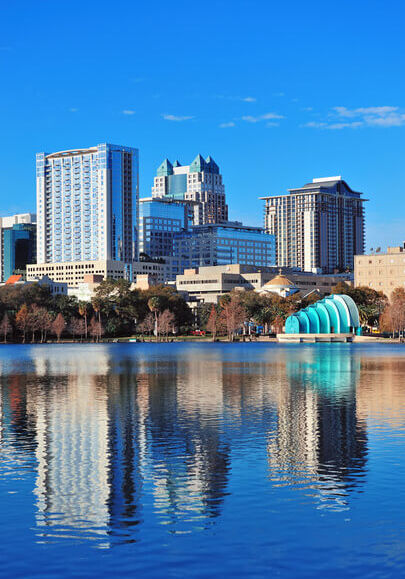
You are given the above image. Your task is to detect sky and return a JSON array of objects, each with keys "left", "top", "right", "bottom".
[{"left": 1, "top": 0, "right": 404, "bottom": 250}]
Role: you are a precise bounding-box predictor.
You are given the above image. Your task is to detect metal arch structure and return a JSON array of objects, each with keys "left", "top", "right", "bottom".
[{"left": 284, "top": 294, "right": 361, "bottom": 335}]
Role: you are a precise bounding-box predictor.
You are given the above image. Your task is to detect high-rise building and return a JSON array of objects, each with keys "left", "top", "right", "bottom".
[
  {"left": 36, "top": 143, "right": 139, "bottom": 265},
  {"left": 151, "top": 154, "right": 228, "bottom": 225},
  {"left": 260, "top": 177, "right": 366, "bottom": 273},
  {"left": 173, "top": 222, "right": 276, "bottom": 275},
  {"left": 0, "top": 213, "right": 36, "bottom": 282}
]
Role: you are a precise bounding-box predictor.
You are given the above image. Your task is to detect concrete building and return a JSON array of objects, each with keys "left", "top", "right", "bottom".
[
  {"left": 0, "top": 213, "right": 36, "bottom": 282},
  {"left": 36, "top": 143, "right": 139, "bottom": 265},
  {"left": 354, "top": 243, "right": 405, "bottom": 299},
  {"left": 173, "top": 222, "right": 276, "bottom": 276},
  {"left": 261, "top": 176, "right": 366, "bottom": 273},
  {"left": 175, "top": 264, "right": 352, "bottom": 304},
  {"left": 27, "top": 259, "right": 130, "bottom": 287},
  {"left": 151, "top": 154, "right": 228, "bottom": 225}
]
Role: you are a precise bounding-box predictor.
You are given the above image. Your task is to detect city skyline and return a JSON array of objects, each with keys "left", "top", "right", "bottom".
[{"left": 1, "top": 0, "right": 404, "bottom": 251}]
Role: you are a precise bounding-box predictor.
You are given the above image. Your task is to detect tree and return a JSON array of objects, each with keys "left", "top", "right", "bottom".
[
  {"left": 219, "top": 296, "right": 246, "bottom": 341},
  {"left": 89, "top": 316, "right": 104, "bottom": 342},
  {"left": 69, "top": 318, "right": 85, "bottom": 341},
  {"left": 148, "top": 296, "right": 164, "bottom": 341},
  {"left": 0, "top": 313, "right": 12, "bottom": 343},
  {"left": 52, "top": 313, "right": 66, "bottom": 343},
  {"left": 206, "top": 305, "right": 220, "bottom": 341},
  {"left": 37, "top": 308, "right": 52, "bottom": 343},
  {"left": 380, "top": 288, "right": 405, "bottom": 338},
  {"left": 27, "top": 305, "right": 43, "bottom": 343},
  {"left": 78, "top": 302, "right": 89, "bottom": 339},
  {"left": 16, "top": 304, "right": 29, "bottom": 343},
  {"left": 157, "top": 309, "right": 176, "bottom": 341},
  {"left": 137, "top": 313, "right": 154, "bottom": 338}
]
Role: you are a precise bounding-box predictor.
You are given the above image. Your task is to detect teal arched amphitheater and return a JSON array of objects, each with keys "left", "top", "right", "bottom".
[{"left": 284, "top": 294, "right": 360, "bottom": 334}]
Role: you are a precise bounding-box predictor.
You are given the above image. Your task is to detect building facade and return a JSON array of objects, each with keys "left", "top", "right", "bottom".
[
  {"left": 175, "top": 264, "right": 352, "bottom": 304},
  {"left": 0, "top": 213, "right": 36, "bottom": 282},
  {"left": 151, "top": 154, "right": 228, "bottom": 225},
  {"left": 36, "top": 143, "right": 139, "bottom": 265},
  {"left": 27, "top": 259, "right": 130, "bottom": 287},
  {"left": 138, "top": 197, "right": 190, "bottom": 259},
  {"left": 355, "top": 243, "right": 405, "bottom": 299},
  {"left": 261, "top": 176, "right": 366, "bottom": 273},
  {"left": 173, "top": 223, "right": 276, "bottom": 276}
]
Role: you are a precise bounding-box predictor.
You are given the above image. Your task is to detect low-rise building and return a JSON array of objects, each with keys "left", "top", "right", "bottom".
[
  {"left": 175, "top": 264, "right": 352, "bottom": 304},
  {"left": 67, "top": 274, "right": 104, "bottom": 302},
  {"left": 355, "top": 243, "right": 405, "bottom": 299},
  {"left": 1, "top": 273, "right": 67, "bottom": 296},
  {"left": 27, "top": 260, "right": 130, "bottom": 287}
]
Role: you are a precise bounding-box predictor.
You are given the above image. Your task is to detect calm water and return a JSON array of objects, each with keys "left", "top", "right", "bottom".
[{"left": 0, "top": 343, "right": 404, "bottom": 578}]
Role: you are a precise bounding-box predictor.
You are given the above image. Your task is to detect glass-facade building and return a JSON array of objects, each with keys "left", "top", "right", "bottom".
[
  {"left": 173, "top": 222, "right": 276, "bottom": 274},
  {"left": 36, "top": 143, "right": 139, "bottom": 265},
  {"left": 138, "top": 197, "right": 190, "bottom": 259},
  {"left": 0, "top": 214, "right": 36, "bottom": 282}
]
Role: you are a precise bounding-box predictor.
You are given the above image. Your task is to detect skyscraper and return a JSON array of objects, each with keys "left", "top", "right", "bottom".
[
  {"left": 0, "top": 213, "right": 36, "bottom": 282},
  {"left": 36, "top": 143, "right": 139, "bottom": 265},
  {"left": 260, "top": 176, "right": 366, "bottom": 273},
  {"left": 151, "top": 154, "right": 228, "bottom": 225}
]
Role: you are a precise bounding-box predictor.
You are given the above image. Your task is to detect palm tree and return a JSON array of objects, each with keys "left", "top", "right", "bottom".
[
  {"left": 78, "top": 301, "right": 89, "bottom": 340},
  {"left": 148, "top": 296, "right": 163, "bottom": 341}
]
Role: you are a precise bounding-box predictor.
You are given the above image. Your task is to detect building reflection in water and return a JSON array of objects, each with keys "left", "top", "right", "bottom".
[
  {"left": 1, "top": 344, "right": 405, "bottom": 544},
  {"left": 267, "top": 347, "right": 368, "bottom": 511}
]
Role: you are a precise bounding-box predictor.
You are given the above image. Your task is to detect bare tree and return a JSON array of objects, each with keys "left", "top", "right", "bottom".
[
  {"left": 89, "top": 316, "right": 104, "bottom": 342},
  {"left": 220, "top": 297, "right": 246, "bottom": 341},
  {"left": 34, "top": 307, "right": 52, "bottom": 343},
  {"left": 52, "top": 313, "right": 66, "bottom": 343},
  {"left": 206, "top": 304, "right": 219, "bottom": 341},
  {"left": 28, "top": 305, "right": 42, "bottom": 343},
  {"left": 157, "top": 309, "right": 175, "bottom": 341},
  {"left": 0, "top": 313, "right": 12, "bottom": 343},
  {"left": 69, "top": 318, "right": 85, "bottom": 342},
  {"left": 16, "top": 304, "right": 29, "bottom": 343},
  {"left": 137, "top": 313, "right": 154, "bottom": 338},
  {"left": 380, "top": 288, "right": 405, "bottom": 339}
]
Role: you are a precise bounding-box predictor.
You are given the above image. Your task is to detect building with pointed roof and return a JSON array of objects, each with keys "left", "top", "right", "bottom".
[
  {"left": 257, "top": 270, "right": 299, "bottom": 297},
  {"left": 260, "top": 176, "right": 366, "bottom": 274},
  {"left": 151, "top": 154, "right": 228, "bottom": 225}
]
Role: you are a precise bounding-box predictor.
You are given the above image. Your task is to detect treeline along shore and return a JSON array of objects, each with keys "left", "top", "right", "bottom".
[{"left": 0, "top": 278, "right": 403, "bottom": 343}]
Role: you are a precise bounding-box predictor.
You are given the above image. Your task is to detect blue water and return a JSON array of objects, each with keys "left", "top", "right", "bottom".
[{"left": 0, "top": 343, "right": 404, "bottom": 578}]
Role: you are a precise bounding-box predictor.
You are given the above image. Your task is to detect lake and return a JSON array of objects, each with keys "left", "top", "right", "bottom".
[{"left": 0, "top": 343, "right": 404, "bottom": 578}]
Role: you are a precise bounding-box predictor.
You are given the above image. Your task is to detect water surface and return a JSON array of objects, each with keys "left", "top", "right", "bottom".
[{"left": 0, "top": 343, "right": 404, "bottom": 578}]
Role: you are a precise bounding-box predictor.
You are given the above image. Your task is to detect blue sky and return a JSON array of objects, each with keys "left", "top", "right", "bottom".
[{"left": 1, "top": 0, "right": 404, "bottom": 249}]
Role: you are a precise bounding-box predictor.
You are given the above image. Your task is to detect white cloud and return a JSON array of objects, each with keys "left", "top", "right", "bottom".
[
  {"left": 219, "top": 121, "right": 235, "bottom": 128},
  {"left": 122, "top": 109, "right": 135, "bottom": 115},
  {"left": 266, "top": 122, "right": 280, "bottom": 127},
  {"left": 333, "top": 106, "right": 398, "bottom": 118},
  {"left": 69, "top": 107, "right": 78, "bottom": 113},
  {"left": 305, "top": 105, "right": 405, "bottom": 129},
  {"left": 215, "top": 95, "right": 257, "bottom": 102},
  {"left": 162, "top": 114, "right": 193, "bottom": 122},
  {"left": 242, "top": 112, "right": 284, "bottom": 123}
]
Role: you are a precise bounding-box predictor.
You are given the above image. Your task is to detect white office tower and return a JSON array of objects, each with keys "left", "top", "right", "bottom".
[{"left": 36, "top": 143, "right": 139, "bottom": 265}]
